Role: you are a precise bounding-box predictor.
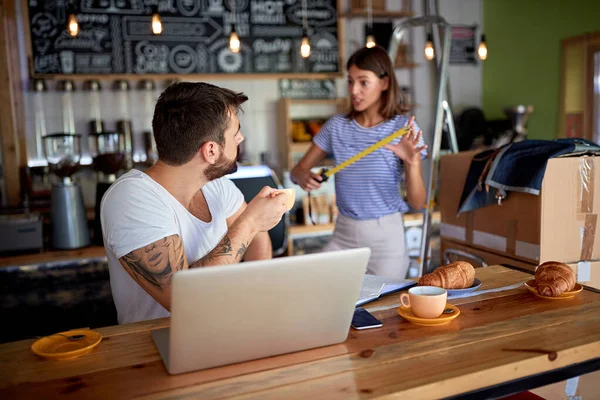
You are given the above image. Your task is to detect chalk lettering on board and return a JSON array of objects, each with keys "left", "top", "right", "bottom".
[
  {"left": 227, "top": 0, "right": 250, "bottom": 11},
  {"left": 203, "top": 0, "right": 225, "bottom": 15},
  {"left": 286, "top": 2, "right": 336, "bottom": 27},
  {"left": 217, "top": 47, "right": 243, "bottom": 72},
  {"left": 254, "top": 54, "right": 271, "bottom": 72},
  {"left": 124, "top": 40, "right": 133, "bottom": 72},
  {"left": 309, "top": 31, "right": 338, "bottom": 72},
  {"left": 252, "top": 25, "right": 302, "bottom": 37},
  {"left": 122, "top": 16, "right": 222, "bottom": 43},
  {"left": 76, "top": 53, "right": 112, "bottom": 73},
  {"left": 209, "top": 38, "right": 252, "bottom": 73},
  {"left": 59, "top": 50, "right": 75, "bottom": 73},
  {"left": 195, "top": 43, "right": 210, "bottom": 72},
  {"left": 111, "top": 15, "right": 124, "bottom": 72},
  {"left": 34, "top": 53, "right": 60, "bottom": 73},
  {"left": 81, "top": 0, "right": 145, "bottom": 14},
  {"left": 178, "top": 0, "right": 202, "bottom": 16},
  {"left": 168, "top": 44, "right": 198, "bottom": 74},
  {"left": 277, "top": 52, "right": 292, "bottom": 71},
  {"left": 27, "top": 0, "right": 340, "bottom": 75},
  {"left": 134, "top": 40, "right": 169, "bottom": 73},
  {"left": 54, "top": 28, "right": 109, "bottom": 52},
  {"left": 31, "top": 12, "right": 58, "bottom": 38},
  {"left": 223, "top": 12, "right": 250, "bottom": 36},
  {"left": 250, "top": 0, "right": 286, "bottom": 25},
  {"left": 253, "top": 38, "right": 291, "bottom": 54},
  {"left": 34, "top": 38, "right": 51, "bottom": 55},
  {"left": 76, "top": 13, "right": 110, "bottom": 24}
]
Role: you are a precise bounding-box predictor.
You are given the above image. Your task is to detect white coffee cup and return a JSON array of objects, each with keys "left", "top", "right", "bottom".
[{"left": 400, "top": 286, "right": 447, "bottom": 319}]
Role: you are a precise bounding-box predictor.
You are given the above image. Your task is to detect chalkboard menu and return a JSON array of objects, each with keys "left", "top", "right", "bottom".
[{"left": 26, "top": 0, "right": 340, "bottom": 76}]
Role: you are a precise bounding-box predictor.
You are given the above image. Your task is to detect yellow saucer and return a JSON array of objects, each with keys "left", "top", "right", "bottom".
[
  {"left": 397, "top": 304, "right": 460, "bottom": 326},
  {"left": 31, "top": 329, "right": 102, "bottom": 360},
  {"left": 524, "top": 279, "right": 584, "bottom": 300}
]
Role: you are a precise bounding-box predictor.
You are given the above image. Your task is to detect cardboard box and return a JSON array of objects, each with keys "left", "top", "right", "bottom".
[
  {"left": 440, "top": 239, "right": 537, "bottom": 272},
  {"left": 439, "top": 151, "right": 600, "bottom": 269}
]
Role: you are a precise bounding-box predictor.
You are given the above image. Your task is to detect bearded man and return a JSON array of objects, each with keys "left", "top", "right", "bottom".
[{"left": 101, "top": 82, "right": 288, "bottom": 324}]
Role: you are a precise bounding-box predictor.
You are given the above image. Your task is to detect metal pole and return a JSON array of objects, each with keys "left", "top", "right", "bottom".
[
  {"left": 443, "top": 100, "right": 459, "bottom": 153},
  {"left": 388, "top": 16, "right": 455, "bottom": 277}
]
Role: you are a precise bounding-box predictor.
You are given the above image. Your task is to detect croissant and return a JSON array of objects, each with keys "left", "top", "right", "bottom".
[
  {"left": 418, "top": 261, "right": 476, "bottom": 289},
  {"left": 535, "top": 261, "right": 576, "bottom": 297}
]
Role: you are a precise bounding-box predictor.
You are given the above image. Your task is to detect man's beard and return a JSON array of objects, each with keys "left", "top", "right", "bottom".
[{"left": 204, "top": 149, "right": 238, "bottom": 181}]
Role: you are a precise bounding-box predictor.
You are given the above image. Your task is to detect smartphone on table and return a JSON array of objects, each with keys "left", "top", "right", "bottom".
[{"left": 351, "top": 307, "right": 383, "bottom": 330}]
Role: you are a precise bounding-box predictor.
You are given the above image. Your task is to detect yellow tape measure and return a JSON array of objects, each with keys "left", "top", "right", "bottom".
[{"left": 319, "top": 125, "right": 412, "bottom": 181}]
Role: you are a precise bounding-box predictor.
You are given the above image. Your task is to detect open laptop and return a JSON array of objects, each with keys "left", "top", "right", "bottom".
[{"left": 151, "top": 247, "right": 371, "bottom": 375}]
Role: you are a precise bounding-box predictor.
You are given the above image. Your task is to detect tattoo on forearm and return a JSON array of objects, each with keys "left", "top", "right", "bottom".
[
  {"left": 121, "top": 235, "right": 185, "bottom": 290},
  {"left": 236, "top": 242, "right": 248, "bottom": 260},
  {"left": 214, "top": 236, "right": 233, "bottom": 256}
]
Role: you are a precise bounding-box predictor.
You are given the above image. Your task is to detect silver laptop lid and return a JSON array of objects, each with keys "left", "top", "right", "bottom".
[{"left": 166, "top": 247, "right": 371, "bottom": 374}]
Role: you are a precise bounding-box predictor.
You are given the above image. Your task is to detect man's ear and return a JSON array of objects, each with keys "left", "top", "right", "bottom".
[{"left": 199, "top": 141, "right": 220, "bottom": 165}]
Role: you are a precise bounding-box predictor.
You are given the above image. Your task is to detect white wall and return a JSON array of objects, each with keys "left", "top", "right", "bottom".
[
  {"left": 407, "top": 0, "right": 483, "bottom": 187},
  {"left": 15, "top": 0, "right": 482, "bottom": 207}
]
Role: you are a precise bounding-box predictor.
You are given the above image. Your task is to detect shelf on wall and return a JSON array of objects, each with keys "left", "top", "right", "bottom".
[
  {"left": 285, "top": 98, "right": 347, "bottom": 105},
  {"left": 395, "top": 63, "right": 419, "bottom": 69},
  {"left": 290, "top": 142, "right": 312, "bottom": 153},
  {"left": 343, "top": 9, "right": 414, "bottom": 18}
]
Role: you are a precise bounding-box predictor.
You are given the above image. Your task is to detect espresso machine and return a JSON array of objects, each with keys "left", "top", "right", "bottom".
[
  {"left": 503, "top": 105, "right": 534, "bottom": 142},
  {"left": 91, "top": 131, "right": 125, "bottom": 244},
  {"left": 43, "top": 133, "right": 90, "bottom": 249}
]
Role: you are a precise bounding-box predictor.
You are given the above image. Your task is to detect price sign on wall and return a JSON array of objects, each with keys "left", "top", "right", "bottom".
[
  {"left": 279, "top": 79, "right": 337, "bottom": 99},
  {"left": 450, "top": 25, "right": 477, "bottom": 65}
]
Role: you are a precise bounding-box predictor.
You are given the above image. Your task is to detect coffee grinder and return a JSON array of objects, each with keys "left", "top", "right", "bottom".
[
  {"left": 138, "top": 79, "right": 158, "bottom": 166},
  {"left": 43, "top": 133, "right": 90, "bottom": 249},
  {"left": 84, "top": 79, "right": 105, "bottom": 135},
  {"left": 114, "top": 80, "right": 134, "bottom": 169},
  {"left": 91, "top": 131, "right": 125, "bottom": 244}
]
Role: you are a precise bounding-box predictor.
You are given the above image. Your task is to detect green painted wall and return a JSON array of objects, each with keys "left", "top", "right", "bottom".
[{"left": 482, "top": 0, "right": 600, "bottom": 140}]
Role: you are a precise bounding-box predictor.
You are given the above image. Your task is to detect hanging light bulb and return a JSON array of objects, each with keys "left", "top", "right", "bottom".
[
  {"left": 151, "top": 6, "right": 163, "bottom": 35},
  {"left": 365, "top": 0, "right": 375, "bottom": 48},
  {"left": 424, "top": 33, "right": 435, "bottom": 61},
  {"left": 229, "top": 25, "right": 241, "bottom": 53},
  {"left": 478, "top": 34, "right": 488, "bottom": 61},
  {"left": 366, "top": 27, "right": 376, "bottom": 48},
  {"left": 67, "top": 13, "right": 79, "bottom": 37},
  {"left": 229, "top": 0, "right": 241, "bottom": 53},
  {"left": 366, "top": 34, "right": 376, "bottom": 48},
  {"left": 300, "top": 0, "right": 310, "bottom": 58},
  {"left": 300, "top": 31, "right": 311, "bottom": 58}
]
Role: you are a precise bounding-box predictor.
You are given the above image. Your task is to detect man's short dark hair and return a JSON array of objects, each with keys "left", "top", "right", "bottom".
[{"left": 152, "top": 82, "right": 248, "bottom": 166}]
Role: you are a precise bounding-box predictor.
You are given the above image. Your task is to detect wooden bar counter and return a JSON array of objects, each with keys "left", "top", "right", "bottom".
[
  {"left": 1, "top": 265, "right": 600, "bottom": 399},
  {"left": 0, "top": 246, "right": 106, "bottom": 268}
]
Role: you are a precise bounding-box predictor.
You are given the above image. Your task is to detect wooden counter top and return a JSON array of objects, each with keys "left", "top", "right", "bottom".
[
  {"left": 1, "top": 265, "right": 600, "bottom": 399},
  {"left": 0, "top": 246, "right": 106, "bottom": 268}
]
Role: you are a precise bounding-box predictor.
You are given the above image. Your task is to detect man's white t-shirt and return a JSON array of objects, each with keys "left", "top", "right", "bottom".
[{"left": 100, "top": 169, "right": 244, "bottom": 324}]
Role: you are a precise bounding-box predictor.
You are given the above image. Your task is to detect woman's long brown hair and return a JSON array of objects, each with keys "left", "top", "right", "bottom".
[{"left": 345, "top": 45, "right": 409, "bottom": 121}]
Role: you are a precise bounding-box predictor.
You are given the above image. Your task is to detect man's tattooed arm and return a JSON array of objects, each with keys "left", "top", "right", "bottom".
[
  {"left": 118, "top": 234, "right": 187, "bottom": 311},
  {"left": 190, "top": 217, "right": 259, "bottom": 268},
  {"left": 189, "top": 234, "right": 250, "bottom": 267}
]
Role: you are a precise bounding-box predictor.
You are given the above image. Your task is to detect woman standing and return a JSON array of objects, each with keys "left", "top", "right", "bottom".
[{"left": 291, "top": 46, "right": 427, "bottom": 279}]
